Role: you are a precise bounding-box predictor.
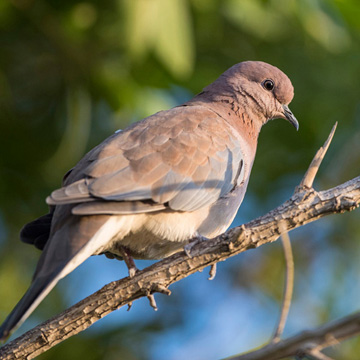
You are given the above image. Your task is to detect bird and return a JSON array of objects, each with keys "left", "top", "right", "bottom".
[{"left": 0, "top": 61, "right": 298, "bottom": 341}]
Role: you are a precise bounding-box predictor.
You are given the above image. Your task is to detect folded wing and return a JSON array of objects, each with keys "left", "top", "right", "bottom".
[{"left": 47, "top": 106, "right": 245, "bottom": 214}]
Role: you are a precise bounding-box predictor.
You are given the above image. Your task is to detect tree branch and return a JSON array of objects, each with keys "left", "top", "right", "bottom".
[
  {"left": 1, "top": 177, "right": 359, "bottom": 359},
  {"left": 271, "top": 230, "right": 294, "bottom": 343},
  {"left": 271, "top": 122, "right": 335, "bottom": 346},
  {"left": 1, "top": 131, "right": 360, "bottom": 359},
  {"left": 297, "top": 122, "right": 337, "bottom": 190},
  {"left": 229, "top": 311, "right": 360, "bottom": 360}
]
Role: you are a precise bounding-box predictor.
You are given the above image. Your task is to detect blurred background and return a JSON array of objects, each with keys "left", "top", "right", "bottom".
[{"left": 0, "top": 0, "right": 359, "bottom": 359}]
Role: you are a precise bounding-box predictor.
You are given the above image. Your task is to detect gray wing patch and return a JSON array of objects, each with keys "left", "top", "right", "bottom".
[
  {"left": 72, "top": 200, "right": 166, "bottom": 215},
  {"left": 167, "top": 146, "right": 244, "bottom": 212},
  {"left": 47, "top": 143, "right": 245, "bottom": 213}
]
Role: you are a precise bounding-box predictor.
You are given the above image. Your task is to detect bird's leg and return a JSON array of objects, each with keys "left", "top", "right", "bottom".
[
  {"left": 184, "top": 235, "right": 217, "bottom": 280},
  {"left": 118, "top": 246, "right": 138, "bottom": 277}
]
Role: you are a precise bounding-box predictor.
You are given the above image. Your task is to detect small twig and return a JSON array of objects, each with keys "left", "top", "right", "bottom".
[
  {"left": 152, "top": 284, "right": 171, "bottom": 296},
  {"left": 271, "top": 223, "right": 295, "bottom": 343},
  {"left": 297, "top": 122, "right": 337, "bottom": 191},
  {"left": 208, "top": 264, "right": 217, "bottom": 280},
  {"left": 306, "top": 349, "right": 335, "bottom": 360},
  {"left": 229, "top": 311, "right": 360, "bottom": 360},
  {"left": 271, "top": 124, "right": 336, "bottom": 342},
  {"left": 147, "top": 294, "right": 158, "bottom": 311},
  {"left": 144, "top": 284, "right": 171, "bottom": 311}
]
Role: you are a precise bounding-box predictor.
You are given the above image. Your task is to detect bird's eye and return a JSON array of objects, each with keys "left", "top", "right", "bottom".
[{"left": 263, "top": 79, "right": 274, "bottom": 91}]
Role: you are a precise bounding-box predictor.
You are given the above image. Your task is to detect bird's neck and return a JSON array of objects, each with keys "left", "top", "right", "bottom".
[{"left": 185, "top": 90, "right": 264, "bottom": 153}]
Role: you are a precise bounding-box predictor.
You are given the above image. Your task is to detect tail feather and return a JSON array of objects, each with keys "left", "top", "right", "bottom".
[
  {"left": 20, "top": 212, "right": 53, "bottom": 250},
  {"left": 0, "top": 276, "right": 56, "bottom": 342},
  {"left": 0, "top": 216, "right": 123, "bottom": 342}
]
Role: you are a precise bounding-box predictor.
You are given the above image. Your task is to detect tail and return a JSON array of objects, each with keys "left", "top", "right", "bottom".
[
  {"left": 0, "top": 275, "right": 58, "bottom": 342},
  {"left": 0, "top": 215, "right": 123, "bottom": 342},
  {"left": 0, "top": 210, "right": 55, "bottom": 340},
  {"left": 20, "top": 212, "right": 53, "bottom": 250}
]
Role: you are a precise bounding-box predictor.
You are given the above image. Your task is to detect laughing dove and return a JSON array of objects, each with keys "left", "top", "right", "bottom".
[{"left": 0, "top": 61, "right": 298, "bottom": 341}]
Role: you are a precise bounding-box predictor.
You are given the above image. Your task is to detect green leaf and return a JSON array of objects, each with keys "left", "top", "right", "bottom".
[
  {"left": 297, "top": 0, "right": 351, "bottom": 53},
  {"left": 223, "top": 0, "right": 289, "bottom": 40},
  {"left": 152, "top": 0, "right": 195, "bottom": 79},
  {"left": 123, "top": 0, "right": 194, "bottom": 78}
]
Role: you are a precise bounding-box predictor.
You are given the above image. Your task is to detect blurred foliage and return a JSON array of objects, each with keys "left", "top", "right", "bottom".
[{"left": 0, "top": 0, "right": 360, "bottom": 359}]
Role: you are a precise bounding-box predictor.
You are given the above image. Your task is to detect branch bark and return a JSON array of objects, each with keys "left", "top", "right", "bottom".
[
  {"left": 1, "top": 176, "right": 359, "bottom": 359},
  {"left": 230, "top": 311, "right": 360, "bottom": 360},
  {"left": 0, "top": 126, "right": 359, "bottom": 358}
]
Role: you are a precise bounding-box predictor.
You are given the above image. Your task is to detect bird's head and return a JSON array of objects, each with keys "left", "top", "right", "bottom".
[
  {"left": 233, "top": 61, "right": 298, "bottom": 130},
  {"left": 209, "top": 61, "right": 299, "bottom": 131}
]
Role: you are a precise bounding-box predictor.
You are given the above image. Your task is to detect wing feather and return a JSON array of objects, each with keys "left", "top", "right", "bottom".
[
  {"left": 46, "top": 106, "right": 245, "bottom": 214},
  {"left": 72, "top": 200, "right": 165, "bottom": 215}
]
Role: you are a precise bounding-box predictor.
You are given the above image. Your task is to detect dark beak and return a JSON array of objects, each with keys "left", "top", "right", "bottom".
[{"left": 282, "top": 105, "right": 299, "bottom": 131}]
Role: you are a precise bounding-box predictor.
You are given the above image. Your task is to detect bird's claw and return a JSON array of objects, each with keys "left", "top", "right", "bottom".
[
  {"left": 184, "top": 235, "right": 209, "bottom": 258},
  {"left": 128, "top": 266, "right": 138, "bottom": 278}
]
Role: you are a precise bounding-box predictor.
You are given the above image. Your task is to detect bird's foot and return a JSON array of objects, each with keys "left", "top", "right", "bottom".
[
  {"left": 184, "top": 236, "right": 217, "bottom": 280},
  {"left": 184, "top": 235, "right": 209, "bottom": 258},
  {"left": 118, "top": 246, "right": 138, "bottom": 277}
]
